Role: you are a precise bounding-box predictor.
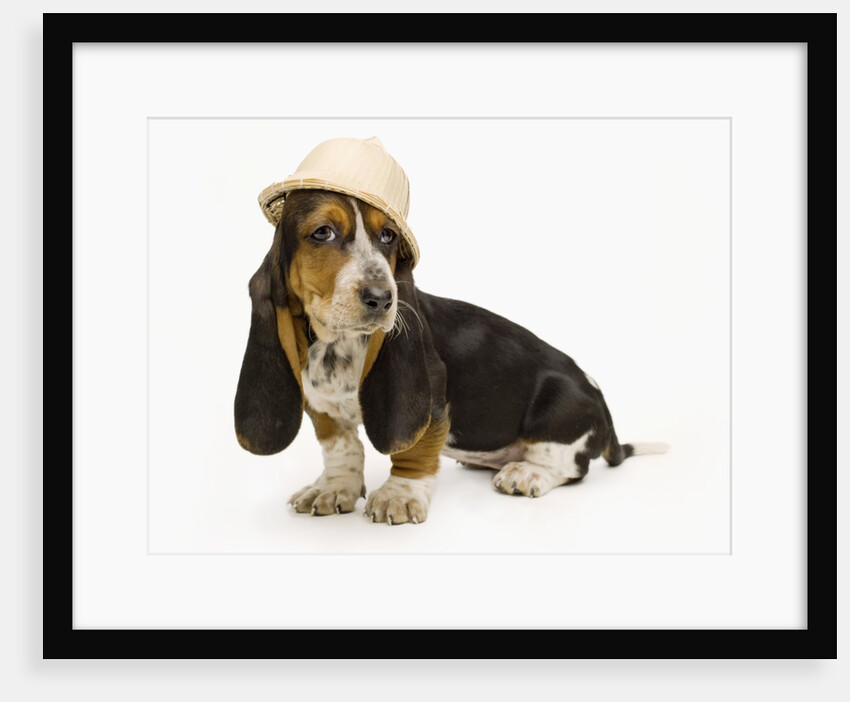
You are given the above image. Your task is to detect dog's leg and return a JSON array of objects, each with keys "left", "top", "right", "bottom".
[
  {"left": 493, "top": 433, "right": 593, "bottom": 498},
  {"left": 289, "top": 412, "right": 366, "bottom": 515},
  {"left": 365, "top": 416, "right": 450, "bottom": 525}
]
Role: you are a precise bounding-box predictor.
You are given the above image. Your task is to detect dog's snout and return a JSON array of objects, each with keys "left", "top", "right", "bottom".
[{"left": 359, "top": 286, "right": 394, "bottom": 312}]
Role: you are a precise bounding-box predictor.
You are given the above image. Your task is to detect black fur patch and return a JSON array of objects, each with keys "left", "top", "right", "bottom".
[
  {"left": 322, "top": 343, "right": 336, "bottom": 375},
  {"left": 234, "top": 238, "right": 304, "bottom": 455},
  {"left": 416, "top": 291, "right": 615, "bottom": 457}
]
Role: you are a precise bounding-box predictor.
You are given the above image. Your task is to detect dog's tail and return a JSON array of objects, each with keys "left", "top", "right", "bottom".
[
  {"left": 601, "top": 405, "right": 669, "bottom": 466},
  {"left": 597, "top": 398, "right": 669, "bottom": 466},
  {"left": 603, "top": 434, "right": 670, "bottom": 466}
]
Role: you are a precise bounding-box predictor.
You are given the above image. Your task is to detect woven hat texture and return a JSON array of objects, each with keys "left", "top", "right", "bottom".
[{"left": 258, "top": 137, "right": 419, "bottom": 266}]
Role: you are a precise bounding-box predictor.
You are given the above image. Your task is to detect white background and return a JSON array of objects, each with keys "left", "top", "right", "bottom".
[
  {"left": 3, "top": 1, "right": 848, "bottom": 700},
  {"left": 147, "top": 117, "right": 729, "bottom": 555}
]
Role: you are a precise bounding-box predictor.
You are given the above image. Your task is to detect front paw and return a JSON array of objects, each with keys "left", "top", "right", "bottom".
[
  {"left": 365, "top": 475, "right": 435, "bottom": 525},
  {"left": 289, "top": 474, "right": 366, "bottom": 515}
]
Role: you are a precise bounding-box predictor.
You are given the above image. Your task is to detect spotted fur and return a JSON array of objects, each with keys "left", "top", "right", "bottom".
[{"left": 301, "top": 333, "right": 370, "bottom": 427}]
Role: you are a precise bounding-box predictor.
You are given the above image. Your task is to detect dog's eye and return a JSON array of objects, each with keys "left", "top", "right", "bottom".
[
  {"left": 380, "top": 227, "right": 397, "bottom": 245},
  {"left": 310, "top": 226, "right": 336, "bottom": 243}
]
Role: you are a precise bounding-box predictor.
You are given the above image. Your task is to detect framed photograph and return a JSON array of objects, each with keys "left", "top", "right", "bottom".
[{"left": 51, "top": 13, "right": 835, "bottom": 656}]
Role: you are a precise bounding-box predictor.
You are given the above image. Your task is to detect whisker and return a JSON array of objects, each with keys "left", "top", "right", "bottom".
[
  {"left": 390, "top": 305, "right": 410, "bottom": 340},
  {"left": 399, "top": 308, "right": 411, "bottom": 339},
  {"left": 397, "top": 298, "right": 424, "bottom": 333},
  {"left": 391, "top": 308, "right": 407, "bottom": 339}
]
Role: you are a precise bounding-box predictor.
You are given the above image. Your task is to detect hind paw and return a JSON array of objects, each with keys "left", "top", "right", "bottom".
[{"left": 493, "top": 462, "right": 562, "bottom": 497}]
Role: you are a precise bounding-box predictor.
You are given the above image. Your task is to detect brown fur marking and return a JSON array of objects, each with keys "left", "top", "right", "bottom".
[
  {"left": 306, "top": 408, "right": 345, "bottom": 442},
  {"left": 390, "top": 415, "right": 451, "bottom": 480},
  {"left": 236, "top": 433, "right": 253, "bottom": 452},
  {"left": 287, "top": 242, "right": 349, "bottom": 311},
  {"left": 359, "top": 330, "right": 386, "bottom": 388},
  {"left": 362, "top": 207, "right": 400, "bottom": 271},
  {"left": 275, "top": 305, "right": 308, "bottom": 390}
]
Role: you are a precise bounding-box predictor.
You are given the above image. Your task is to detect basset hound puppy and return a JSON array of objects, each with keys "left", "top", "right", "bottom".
[{"left": 234, "top": 188, "right": 668, "bottom": 525}]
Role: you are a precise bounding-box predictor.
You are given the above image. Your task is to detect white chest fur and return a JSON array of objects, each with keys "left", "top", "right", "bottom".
[{"left": 301, "top": 334, "right": 370, "bottom": 427}]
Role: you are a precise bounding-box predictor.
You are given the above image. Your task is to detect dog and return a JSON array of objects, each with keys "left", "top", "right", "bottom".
[{"left": 234, "top": 183, "right": 669, "bottom": 525}]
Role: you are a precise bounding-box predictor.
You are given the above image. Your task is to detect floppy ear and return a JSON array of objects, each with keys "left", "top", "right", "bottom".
[
  {"left": 359, "top": 260, "right": 432, "bottom": 455},
  {"left": 234, "top": 223, "right": 305, "bottom": 455}
]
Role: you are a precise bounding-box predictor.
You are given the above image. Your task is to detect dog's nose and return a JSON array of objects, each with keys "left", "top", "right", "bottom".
[{"left": 359, "top": 286, "right": 394, "bottom": 312}]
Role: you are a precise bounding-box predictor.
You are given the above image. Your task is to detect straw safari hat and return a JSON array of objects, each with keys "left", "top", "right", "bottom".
[{"left": 258, "top": 136, "right": 420, "bottom": 266}]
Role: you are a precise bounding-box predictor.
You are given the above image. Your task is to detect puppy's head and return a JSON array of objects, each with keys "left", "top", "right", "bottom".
[
  {"left": 280, "top": 189, "right": 400, "bottom": 341},
  {"left": 235, "top": 186, "right": 428, "bottom": 457}
]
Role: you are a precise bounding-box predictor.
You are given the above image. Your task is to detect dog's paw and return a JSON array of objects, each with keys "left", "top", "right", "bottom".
[
  {"left": 365, "top": 475, "right": 435, "bottom": 525},
  {"left": 289, "top": 474, "right": 366, "bottom": 515},
  {"left": 493, "top": 461, "right": 561, "bottom": 497}
]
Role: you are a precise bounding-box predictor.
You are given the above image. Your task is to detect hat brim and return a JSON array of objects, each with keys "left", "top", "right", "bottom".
[{"left": 258, "top": 180, "right": 420, "bottom": 267}]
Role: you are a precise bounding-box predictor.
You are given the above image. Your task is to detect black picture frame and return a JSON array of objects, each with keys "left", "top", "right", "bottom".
[{"left": 47, "top": 12, "right": 836, "bottom": 658}]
